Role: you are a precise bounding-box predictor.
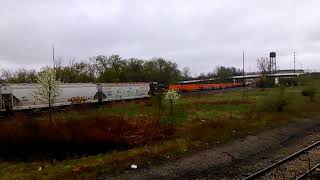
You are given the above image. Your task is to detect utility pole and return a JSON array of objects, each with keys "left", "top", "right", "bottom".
[
  {"left": 242, "top": 51, "right": 245, "bottom": 99},
  {"left": 294, "top": 51, "right": 296, "bottom": 75},
  {"left": 243, "top": 51, "right": 245, "bottom": 82},
  {"left": 274, "top": 56, "right": 277, "bottom": 72},
  {"left": 52, "top": 44, "right": 55, "bottom": 69}
]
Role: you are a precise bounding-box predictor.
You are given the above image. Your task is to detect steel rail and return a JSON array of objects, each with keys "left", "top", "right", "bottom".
[
  {"left": 295, "top": 163, "right": 320, "bottom": 180},
  {"left": 244, "top": 140, "right": 320, "bottom": 180}
]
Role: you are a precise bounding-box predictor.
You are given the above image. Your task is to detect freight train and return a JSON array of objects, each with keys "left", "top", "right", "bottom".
[
  {"left": 0, "top": 83, "right": 150, "bottom": 113},
  {"left": 0, "top": 82, "right": 242, "bottom": 114},
  {"left": 169, "top": 82, "right": 242, "bottom": 92}
]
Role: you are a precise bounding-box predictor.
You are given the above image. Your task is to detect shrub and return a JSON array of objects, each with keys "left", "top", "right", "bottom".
[
  {"left": 279, "top": 78, "right": 298, "bottom": 86},
  {"left": 163, "top": 90, "right": 180, "bottom": 114},
  {"left": 256, "top": 76, "right": 274, "bottom": 88},
  {"left": 0, "top": 112, "right": 175, "bottom": 160},
  {"left": 297, "top": 73, "right": 320, "bottom": 86},
  {"left": 258, "top": 87, "right": 290, "bottom": 112},
  {"left": 150, "top": 93, "right": 164, "bottom": 113},
  {"left": 302, "top": 86, "right": 316, "bottom": 102}
]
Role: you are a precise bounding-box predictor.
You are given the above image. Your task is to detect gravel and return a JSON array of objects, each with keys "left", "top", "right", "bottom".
[{"left": 99, "top": 118, "right": 320, "bottom": 180}]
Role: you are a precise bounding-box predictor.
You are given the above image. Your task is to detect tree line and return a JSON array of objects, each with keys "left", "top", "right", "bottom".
[
  {"left": 0, "top": 54, "right": 242, "bottom": 84},
  {"left": 196, "top": 66, "right": 243, "bottom": 79}
]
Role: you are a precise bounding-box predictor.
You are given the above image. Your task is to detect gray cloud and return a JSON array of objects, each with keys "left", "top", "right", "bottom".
[{"left": 0, "top": 0, "right": 319, "bottom": 75}]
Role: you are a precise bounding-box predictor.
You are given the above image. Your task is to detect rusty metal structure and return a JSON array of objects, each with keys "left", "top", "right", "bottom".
[{"left": 269, "top": 52, "right": 277, "bottom": 74}]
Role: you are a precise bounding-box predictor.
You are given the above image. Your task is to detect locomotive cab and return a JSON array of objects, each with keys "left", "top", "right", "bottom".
[
  {"left": 149, "top": 82, "right": 168, "bottom": 95},
  {"left": 149, "top": 82, "right": 158, "bottom": 95}
]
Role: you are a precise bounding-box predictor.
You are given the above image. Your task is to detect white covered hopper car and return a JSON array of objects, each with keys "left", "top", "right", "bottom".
[{"left": 0, "top": 83, "right": 150, "bottom": 112}]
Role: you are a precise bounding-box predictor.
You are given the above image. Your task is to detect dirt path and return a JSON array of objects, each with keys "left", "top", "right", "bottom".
[{"left": 99, "top": 118, "right": 320, "bottom": 180}]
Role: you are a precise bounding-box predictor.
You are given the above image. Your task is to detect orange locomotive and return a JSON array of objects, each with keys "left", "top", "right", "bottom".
[{"left": 169, "top": 82, "right": 242, "bottom": 92}]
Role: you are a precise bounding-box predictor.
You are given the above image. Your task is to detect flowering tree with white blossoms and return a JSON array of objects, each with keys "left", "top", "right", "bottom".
[
  {"left": 33, "top": 67, "right": 61, "bottom": 126},
  {"left": 164, "top": 90, "right": 180, "bottom": 114}
]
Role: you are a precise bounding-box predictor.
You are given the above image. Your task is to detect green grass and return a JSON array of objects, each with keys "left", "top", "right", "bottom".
[
  {"left": 1, "top": 86, "right": 320, "bottom": 179},
  {"left": 188, "top": 103, "right": 250, "bottom": 119},
  {"left": 0, "top": 138, "right": 190, "bottom": 179}
]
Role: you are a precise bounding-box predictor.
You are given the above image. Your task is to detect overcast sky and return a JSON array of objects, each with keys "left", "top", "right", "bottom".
[{"left": 0, "top": 0, "right": 319, "bottom": 75}]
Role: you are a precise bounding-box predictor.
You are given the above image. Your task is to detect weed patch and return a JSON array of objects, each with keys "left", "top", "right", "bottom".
[{"left": 0, "top": 113, "right": 174, "bottom": 161}]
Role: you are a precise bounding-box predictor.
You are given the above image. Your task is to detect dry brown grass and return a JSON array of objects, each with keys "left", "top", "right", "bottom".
[
  {"left": 177, "top": 115, "right": 249, "bottom": 144},
  {"left": 0, "top": 112, "right": 175, "bottom": 160}
]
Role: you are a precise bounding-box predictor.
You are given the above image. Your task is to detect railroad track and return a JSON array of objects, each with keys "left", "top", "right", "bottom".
[{"left": 244, "top": 140, "right": 320, "bottom": 180}]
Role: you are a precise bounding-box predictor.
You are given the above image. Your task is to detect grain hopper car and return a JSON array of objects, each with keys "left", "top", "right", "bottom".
[{"left": 0, "top": 83, "right": 150, "bottom": 113}]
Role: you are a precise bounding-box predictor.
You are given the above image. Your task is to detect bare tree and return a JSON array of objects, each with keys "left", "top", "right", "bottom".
[
  {"left": 33, "top": 67, "right": 61, "bottom": 126},
  {"left": 182, "top": 67, "right": 191, "bottom": 80},
  {"left": 257, "top": 57, "right": 271, "bottom": 76},
  {"left": 1, "top": 69, "right": 13, "bottom": 82},
  {"left": 53, "top": 56, "right": 63, "bottom": 70}
]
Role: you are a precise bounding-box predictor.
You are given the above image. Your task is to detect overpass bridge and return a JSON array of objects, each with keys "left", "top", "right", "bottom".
[
  {"left": 179, "top": 69, "right": 304, "bottom": 84},
  {"left": 231, "top": 70, "right": 304, "bottom": 80}
]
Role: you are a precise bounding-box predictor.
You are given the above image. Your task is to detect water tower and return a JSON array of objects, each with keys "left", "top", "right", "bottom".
[{"left": 269, "top": 52, "right": 276, "bottom": 73}]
